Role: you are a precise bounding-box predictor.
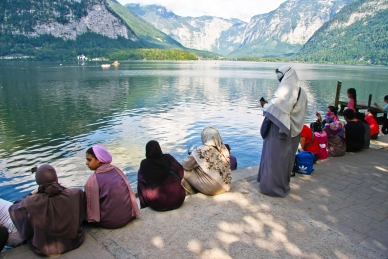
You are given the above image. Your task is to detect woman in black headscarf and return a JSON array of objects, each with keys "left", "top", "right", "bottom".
[
  {"left": 9, "top": 164, "right": 85, "bottom": 256},
  {"left": 137, "top": 140, "right": 186, "bottom": 211}
]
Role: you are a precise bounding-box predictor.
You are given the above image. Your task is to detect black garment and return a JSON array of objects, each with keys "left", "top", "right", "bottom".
[
  {"left": 0, "top": 225, "right": 8, "bottom": 251},
  {"left": 382, "top": 120, "right": 388, "bottom": 135},
  {"left": 139, "top": 140, "right": 174, "bottom": 189},
  {"left": 345, "top": 120, "right": 365, "bottom": 152},
  {"left": 363, "top": 123, "right": 370, "bottom": 149}
]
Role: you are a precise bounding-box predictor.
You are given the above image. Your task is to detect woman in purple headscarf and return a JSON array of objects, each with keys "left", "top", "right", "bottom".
[
  {"left": 9, "top": 164, "right": 85, "bottom": 256},
  {"left": 84, "top": 145, "right": 140, "bottom": 229},
  {"left": 137, "top": 140, "right": 186, "bottom": 211}
]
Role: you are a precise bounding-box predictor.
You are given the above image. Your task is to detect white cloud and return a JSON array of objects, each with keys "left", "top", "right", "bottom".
[{"left": 116, "top": 0, "right": 287, "bottom": 22}]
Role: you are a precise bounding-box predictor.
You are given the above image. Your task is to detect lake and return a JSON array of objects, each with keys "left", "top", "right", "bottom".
[{"left": 0, "top": 60, "right": 387, "bottom": 201}]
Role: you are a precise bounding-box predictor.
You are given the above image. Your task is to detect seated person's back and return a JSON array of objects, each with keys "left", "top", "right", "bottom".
[
  {"left": 300, "top": 124, "right": 320, "bottom": 163},
  {"left": 364, "top": 108, "right": 379, "bottom": 139},
  {"left": 84, "top": 145, "right": 140, "bottom": 229},
  {"left": 9, "top": 164, "right": 85, "bottom": 256},
  {"left": 310, "top": 122, "right": 328, "bottom": 160},
  {"left": 344, "top": 109, "right": 365, "bottom": 152},
  {"left": 225, "top": 144, "right": 237, "bottom": 170},
  {"left": 137, "top": 140, "right": 186, "bottom": 211},
  {"left": 181, "top": 126, "right": 232, "bottom": 196}
]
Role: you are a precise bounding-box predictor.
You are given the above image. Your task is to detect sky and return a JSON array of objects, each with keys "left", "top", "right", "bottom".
[{"left": 116, "top": 0, "right": 287, "bottom": 22}]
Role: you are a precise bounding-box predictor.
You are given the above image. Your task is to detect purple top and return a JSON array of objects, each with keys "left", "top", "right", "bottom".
[
  {"left": 230, "top": 155, "right": 237, "bottom": 170},
  {"left": 95, "top": 168, "right": 135, "bottom": 228},
  {"left": 137, "top": 158, "right": 185, "bottom": 211}
]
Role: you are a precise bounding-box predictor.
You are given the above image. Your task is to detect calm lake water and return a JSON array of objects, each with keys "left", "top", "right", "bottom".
[{"left": 1, "top": 60, "right": 387, "bottom": 201}]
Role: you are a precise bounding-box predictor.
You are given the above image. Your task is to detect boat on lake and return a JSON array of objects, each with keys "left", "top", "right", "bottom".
[
  {"left": 101, "top": 64, "right": 110, "bottom": 68},
  {"left": 112, "top": 60, "right": 120, "bottom": 66}
]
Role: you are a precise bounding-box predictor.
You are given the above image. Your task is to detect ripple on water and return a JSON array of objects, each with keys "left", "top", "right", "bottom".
[{"left": 1, "top": 61, "right": 388, "bottom": 201}]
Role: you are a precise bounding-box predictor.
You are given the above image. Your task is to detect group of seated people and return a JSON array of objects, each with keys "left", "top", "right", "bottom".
[
  {"left": 1, "top": 94, "right": 385, "bottom": 255},
  {"left": 0, "top": 126, "right": 236, "bottom": 256},
  {"left": 299, "top": 104, "right": 382, "bottom": 166}
]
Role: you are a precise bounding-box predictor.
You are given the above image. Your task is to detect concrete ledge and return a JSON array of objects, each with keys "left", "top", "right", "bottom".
[{"left": 2, "top": 138, "right": 387, "bottom": 259}]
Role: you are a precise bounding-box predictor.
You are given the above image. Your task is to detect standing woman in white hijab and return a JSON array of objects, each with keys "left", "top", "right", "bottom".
[
  {"left": 181, "top": 126, "right": 232, "bottom": 195},
  {"left": 257, "top": 65, "right": 307, "bottom": 197}
]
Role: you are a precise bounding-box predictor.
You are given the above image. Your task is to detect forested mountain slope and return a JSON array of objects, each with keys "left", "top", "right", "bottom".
[
  {"left": 107, "top": 0, "right": 183, "bottom": 49},
  {"left": 293, "top": 0, "right": 388, "bottom": 65}
]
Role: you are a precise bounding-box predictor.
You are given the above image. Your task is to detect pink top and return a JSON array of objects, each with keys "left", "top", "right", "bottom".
[
  {"left": 347, "top": 98, "right": 356, "bottom": 112},
  {"left": 314, "top": 131, "right": 329, "bottom": 160}
]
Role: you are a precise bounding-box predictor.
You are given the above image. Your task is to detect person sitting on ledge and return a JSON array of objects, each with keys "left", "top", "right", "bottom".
[
  {"left": 299, "top": 124, "right": 320, "bottom": 163},
  {"left": 181, "top": 126, "right": 232, "bottom": 196},
  {"left": 323, "top": 111, "right": 346, "bottom": 157},
  {"left": 259, "top": 97, "right": 268, "bottom": 108},
  {"left": 137, "top": 140, "right": 186, "bottom": 211},
  {"left": 344, "top": 109, "right": 365, "bottom": 152},
  {"left": 225, "top": 144, "right": 237, "bottom": 170},
  {"left": 9, "top": 164, "right": 85, "bottom": 256},
  {"left": 373, "top": 95, "right": 388, "bottom": 135},
  {"left": 364, "top": 108, "right": 379, "bottom": 140},
  {"left": 85, "top": 145, "right": 139, "bottom": 229},
  {"left": 0, "top": 198, "right": 23, "bottom": 250}
]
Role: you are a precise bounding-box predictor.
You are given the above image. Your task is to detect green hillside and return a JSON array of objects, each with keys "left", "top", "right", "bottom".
[
  {"left": 107, "top": 0, "right": 183, "bottom": 49},
  {"left": 228, "top": 39, "right": 302, "bottom": 58},
  {"left": 292, "top": 0, "right": 388, "bottom": 65}
]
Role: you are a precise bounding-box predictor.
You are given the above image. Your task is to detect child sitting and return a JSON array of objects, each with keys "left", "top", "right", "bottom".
[{"left": 310, "top": 122, "right": 328, "bottom": 160}]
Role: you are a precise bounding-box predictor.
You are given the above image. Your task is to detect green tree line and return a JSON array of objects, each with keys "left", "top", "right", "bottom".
[{"left": 107, "top": 49, "right": 198, "bottom": 60}]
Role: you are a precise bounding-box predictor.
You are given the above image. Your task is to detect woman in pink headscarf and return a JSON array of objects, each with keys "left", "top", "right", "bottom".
[{"left": 84, "top": 145, "right": 140, "bottom": 229}]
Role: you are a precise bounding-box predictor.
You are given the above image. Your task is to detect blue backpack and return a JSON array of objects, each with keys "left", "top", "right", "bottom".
[{"left": 295, "top": 151, "right": 314, "bottom": 175}]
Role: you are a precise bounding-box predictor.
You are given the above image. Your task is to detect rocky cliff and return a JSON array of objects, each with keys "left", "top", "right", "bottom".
[
  {"left": 229, "top": 0, "right": 353, "bottom": 57},
  {"left": 126, "top": 4, "right": 246, "bottom": 56},
  {"left": 0, "top": 0, "right": 138, "bottom": 41}
]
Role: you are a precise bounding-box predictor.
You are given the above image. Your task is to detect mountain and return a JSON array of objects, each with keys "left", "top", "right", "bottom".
[
  {"left": 125, "top": 4, "right": 247, "bottom": 56},
  {"left": 0, "top": 0, "right": 142, "bottom": 59},
  {"left": 106, "top": 0, "right": 183, "bottom": 49},
  {"left": 293, "top": 0, "right": 388, "bottom": 65},
  {"left": 0, "top": 0, "right": 139, "bottom": 41},
  {"left": 229, "top": 0, "right": 354, "bottom": 58}
]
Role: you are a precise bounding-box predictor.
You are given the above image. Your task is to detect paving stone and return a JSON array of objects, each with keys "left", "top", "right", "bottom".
[
  {"left": 344, "top": 230, "right": 368, "bottom": 243},
  {"left": 361, "top": 209, "right": 388, "bottom": 222},
  {"left": 348, "top": 204, "right": 368, "bottom": 214},
  {"left": 327, "top": 203, "right": 344, "bottom": 212},
  {"left": 367, "top": 229, "right": 388, "bottom": 245},
  {"left": 346, "top": 211, "right": 373, "bottom": 225},
  {"left": 341, "top": 218, "right": 372, "bottom": 234},
  {"left": 366, "top": 203, "right": 388, "bottom": 215},
  {"left": 326, "top": 222, "right": 354, "bottom": 235},
  {"left": 331, "top": 190, "right": 350, "bottom": 200},
  {"left": 367, "top": 196, "right": 385, "bottom": 205},
  {"left": 337, "top": 207, "right": 355, "bottom": 216},
  {"left": 372, "top": 192, "right": 388, "bottom": 200},
  {"left": 359, "top": 187, "right": 378, "bottom": 196}
]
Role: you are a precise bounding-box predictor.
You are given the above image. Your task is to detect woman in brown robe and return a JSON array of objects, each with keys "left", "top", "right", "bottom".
[
  {"left": 9, "top": 164, "right": 85, "bottom": 256},
  {"left": 138, "top": 140, "right": 186, "bottom": 211}
]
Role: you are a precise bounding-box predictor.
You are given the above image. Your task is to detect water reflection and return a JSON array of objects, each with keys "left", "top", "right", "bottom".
[{"left": 0, "top": 61, "right": 387, "bottom": 201}]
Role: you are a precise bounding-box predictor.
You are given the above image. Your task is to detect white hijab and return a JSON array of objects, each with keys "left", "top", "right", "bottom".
[
  {"left": 264, "top": 65, "right": 307, "bottom": 137},
  {"left": 201, "top": 126, "right": 223, "bottom": 151}
]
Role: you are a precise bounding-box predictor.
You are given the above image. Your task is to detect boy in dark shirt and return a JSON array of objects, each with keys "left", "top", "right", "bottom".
[{"left": 344, "top": 109, "right": 365, "bottom": 152}]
